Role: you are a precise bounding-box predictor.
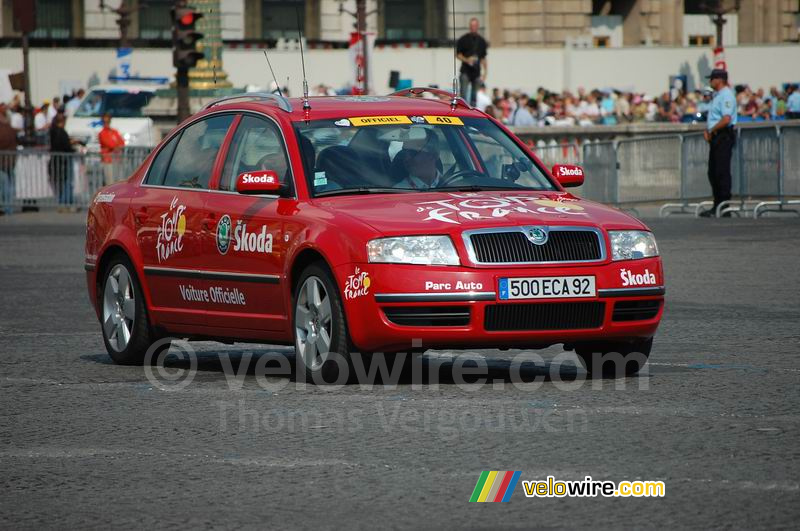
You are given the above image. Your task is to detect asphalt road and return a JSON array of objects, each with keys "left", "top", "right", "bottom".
[{"left": 1, "top": 213, "right": 799, "bottom": 529}]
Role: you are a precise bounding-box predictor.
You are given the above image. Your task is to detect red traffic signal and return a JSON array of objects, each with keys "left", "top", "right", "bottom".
[
  {"left": 172, "top": 6, "right": 204, "bottom": 69},
  {"left": 179, "top": 12, "right": 200, "bottom": 27},
  {"left": 172, "top": 6, "right": 203, "bottom": 29}
]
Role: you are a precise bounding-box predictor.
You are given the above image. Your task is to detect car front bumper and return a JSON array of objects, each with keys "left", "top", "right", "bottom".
[{"left": 335, "top": 258, "right": 665, "bottom": 353}]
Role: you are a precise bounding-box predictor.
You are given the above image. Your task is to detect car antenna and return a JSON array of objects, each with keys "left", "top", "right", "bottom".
[
  {"left": 295, "top": 5, "right": 311, "bottom": 114},
  {"left": 263, "top": 50, "right": 283, "bottom": 97},
  {"left": 450, "top": 0, "right": 459, "bottom": 110}
]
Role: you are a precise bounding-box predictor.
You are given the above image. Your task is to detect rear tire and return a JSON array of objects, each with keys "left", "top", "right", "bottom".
[
  {"left": 293, "top": 262, "right": 354, "bottom": 384},
  {"left": 575, "top": 338, "right": 653, "bottom": 377},
  {"left": 100, "top": 256, "right": 167, "bottom": 365}
]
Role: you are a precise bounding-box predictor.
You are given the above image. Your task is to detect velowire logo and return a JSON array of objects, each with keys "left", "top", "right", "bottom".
[{"left": 469, "top": 471, "right": 521, "bottom": 502}]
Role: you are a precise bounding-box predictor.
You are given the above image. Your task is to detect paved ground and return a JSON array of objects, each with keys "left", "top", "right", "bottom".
[{"left": 1, "top": 213, "right": 799, "bottom": 529}]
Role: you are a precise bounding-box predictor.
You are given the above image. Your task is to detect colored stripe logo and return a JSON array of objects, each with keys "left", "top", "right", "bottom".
[{"left": 469, "top": 471, "right": 521, "bottom": 502}]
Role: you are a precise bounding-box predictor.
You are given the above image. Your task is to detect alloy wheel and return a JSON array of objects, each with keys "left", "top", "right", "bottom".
[
  {"left": 102, "top": 264, "right": 136, "bottom": 352},
  {"left": 295, "top": 276, "right": 333, "bottom": 372}
]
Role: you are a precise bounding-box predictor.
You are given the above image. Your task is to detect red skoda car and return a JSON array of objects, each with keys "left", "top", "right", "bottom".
[{"left": 85, "top": 92, "right": 664, "bottom": 381}]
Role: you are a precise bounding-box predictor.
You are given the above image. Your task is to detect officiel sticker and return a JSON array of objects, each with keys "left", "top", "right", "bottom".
[
  {"left": 156, "top": 196, "right": 187, "bottom": 263},
  {"left": 94, "top": 192, "right": 115, "bottom": 203},
  {"left": 414, "top": 193, "right": 587, "bottom": 225},
  {"left": 349, "top": 115, "right": 412, "bottom": 126},
  {"left": 424, "top": 115, "right": 464, "bottom": 126},
  {"left": 334, "top": 118, "right": 351, "bottom": 127},
  {"left": 216, "top": 214, "right": 232, "bottom": 255},
  {"left": 620, "top": 268, "right": 657, "bottom": 287},
  {"left": 344, "top": 267, "right": 371, "bottom": 300}
]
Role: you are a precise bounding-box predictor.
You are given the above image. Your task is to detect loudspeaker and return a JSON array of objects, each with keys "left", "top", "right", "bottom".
[{"left": 388, "top": 71, "right": 400, "bottom": 89}]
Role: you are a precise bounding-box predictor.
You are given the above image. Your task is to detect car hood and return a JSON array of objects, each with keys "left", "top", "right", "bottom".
[{"left": 313, "top": 190, "right": 647, "bottom": 235}]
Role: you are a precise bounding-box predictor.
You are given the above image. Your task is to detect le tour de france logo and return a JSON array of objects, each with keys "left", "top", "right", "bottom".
[
  {"left": 344, "top": 267, "right": 371, "bottom": 300},
  {"left": 156, "top": 196, "right": 187, "bottom": 263},
  {"left": 415, "top": 193, "right": 587, "bottom": 225}
]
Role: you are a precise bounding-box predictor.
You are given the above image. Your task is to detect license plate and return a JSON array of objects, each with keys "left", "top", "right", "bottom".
[{"left": 498, "top": 276, "right": 596, "bottom": 300}]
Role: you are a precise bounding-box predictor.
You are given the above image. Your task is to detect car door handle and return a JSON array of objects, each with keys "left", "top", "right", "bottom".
[
  {"left": 202, "top": 213, "right": 216, "bottom": 230},
  {"left": 134, "top": 209, "right": 148, "bottom": 226}
]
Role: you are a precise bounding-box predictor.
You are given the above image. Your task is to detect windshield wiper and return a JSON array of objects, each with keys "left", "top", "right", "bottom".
[
  {"left": 314, "top": 187, "right": 415, "bottom": 197},
  {"left": 430, "top": 184, "right": 524, "bottom": 192}
]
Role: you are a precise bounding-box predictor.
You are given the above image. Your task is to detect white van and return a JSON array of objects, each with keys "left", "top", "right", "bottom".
[{"left": 66, "top": 84, "right": 164, "bottom": 149}]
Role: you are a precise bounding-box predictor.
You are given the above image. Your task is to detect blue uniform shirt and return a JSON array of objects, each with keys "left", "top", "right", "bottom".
[
  {"left": 707, "top": 86, "right": 737, "bottom": 131},
  {"left": 787, "top": 92, "right": 800, "bottom": 113}
]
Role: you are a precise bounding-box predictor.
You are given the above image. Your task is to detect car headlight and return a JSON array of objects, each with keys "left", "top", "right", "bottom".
[
  {"left": 609, "top": 231, "right": 659, "bottom": 261},
  {"left": 367, "top": 236, "right": 460, "bottom": 266}
]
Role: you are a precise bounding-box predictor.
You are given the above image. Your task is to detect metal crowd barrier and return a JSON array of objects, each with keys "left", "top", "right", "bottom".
[
  {"left": 531, "top": 124, "right": 800, "bottom": 218},
  {"left": 0, "top": 148, "right": 149, "bottom": 213},
  {"left": 660, "top": 125, "right": 800, "bottom": 218},
  {"left": 2, "top": 127, "right": 798, "bottom": 218}
]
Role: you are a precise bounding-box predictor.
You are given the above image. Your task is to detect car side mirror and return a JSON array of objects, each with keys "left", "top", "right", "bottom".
[
  {"left": 551, "top": 164, "right": 584, "bottom": 188},
  {"left": 235, "top": 170, "right": 282, "bottom": 195}
]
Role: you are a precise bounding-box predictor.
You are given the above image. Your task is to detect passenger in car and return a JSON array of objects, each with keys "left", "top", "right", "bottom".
[{"left": 257, "top": 151, "right": 289, "bottom": 181}]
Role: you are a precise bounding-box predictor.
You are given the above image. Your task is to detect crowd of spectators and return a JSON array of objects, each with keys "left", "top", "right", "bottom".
[
  {"left": 2, "top": 89, "right": 86, "bottom": 144},
  {"left": 475, "top": 83, "right": 800, "bottom": 127}
]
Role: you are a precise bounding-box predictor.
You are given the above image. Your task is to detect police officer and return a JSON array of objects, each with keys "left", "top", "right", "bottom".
[{"left": 700, "top": 69, "right": 737, "bottom": 217}]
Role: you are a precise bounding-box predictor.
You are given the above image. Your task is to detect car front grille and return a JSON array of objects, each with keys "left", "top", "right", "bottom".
[
  {"left": 612, "top": 300, "right": 662, "bottom": 322},
  {"left": 383, "top": 306, "right": 471, "bottom": 327},
  {"left": 467, "top": 228, "right": 603, "bottom": 264},
  {"left": 484, "top": 302, "right": 606, "bottom": 331}
]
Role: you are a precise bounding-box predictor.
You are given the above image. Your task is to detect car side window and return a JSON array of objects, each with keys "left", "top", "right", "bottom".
[
  {"left": 144, "top": 132, "right": 181, "bottom": 185},
  {"left": 220, "top": 115, "right": 292, "bottom": 193},
  {"left": 162, "top": 114, "right": 234, "bottom": 189}
]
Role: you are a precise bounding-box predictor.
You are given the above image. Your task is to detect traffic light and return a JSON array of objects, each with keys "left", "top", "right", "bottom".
[
  {"left": 172, "top": 5, "right": 204, "bottom": 69},
  {"left": 12, "top": 0, "right": 36, "bottom": 34}
]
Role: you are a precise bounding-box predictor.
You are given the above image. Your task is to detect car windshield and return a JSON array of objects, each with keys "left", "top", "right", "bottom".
[
  {"left": 74, "top": 89, "right": 155, "bottom": 118},
  {"left": 295, "top": 116, "right": 556, "bottom": 197}
]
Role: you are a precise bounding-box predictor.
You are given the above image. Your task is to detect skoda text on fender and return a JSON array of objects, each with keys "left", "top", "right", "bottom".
[{"left": 84, "top": 91, "right": 665, "bottom": 381}]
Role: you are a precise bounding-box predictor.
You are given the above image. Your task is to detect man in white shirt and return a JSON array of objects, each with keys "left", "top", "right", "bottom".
[
  {"left": 64, "top": 89, "right": 85, "bottom": 117},
  {"left": 394, "top": 149, "right": 442, "bottom": 189},
  {"left": 475, "top": 84, "right": 492, "bottom": 112}
]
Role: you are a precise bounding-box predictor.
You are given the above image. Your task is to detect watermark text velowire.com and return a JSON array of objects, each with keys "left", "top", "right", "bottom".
[
  {"left": 470, "top": 472, "right": 665, "bottom": 502},
  {"left": 143, "top": 337, "right": 651, "bottom": 392}
]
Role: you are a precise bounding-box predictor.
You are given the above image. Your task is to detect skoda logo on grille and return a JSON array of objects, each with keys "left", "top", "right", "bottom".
[{"left": 525, "top": 226, "right": 548, "bottom": 246}]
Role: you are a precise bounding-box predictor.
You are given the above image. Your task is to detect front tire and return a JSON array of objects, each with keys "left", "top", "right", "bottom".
[
  {"left": 294, "top": 262, "right": 354, "bottom": 384},
  {"left": 100, "top": 256, "right": 165, "bottom": 365},
  {"left": 575, "top": 338, "right": 653, "bottom": 377}
]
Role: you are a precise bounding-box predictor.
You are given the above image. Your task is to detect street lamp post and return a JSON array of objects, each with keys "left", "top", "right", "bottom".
[
  {"left": 99, "top": 0, "right": 136, "bottom": 49},
  {"left": 339, "top": 0, "right": 375, "bottom": 94},
  {"left": 700, "top": 0, "right": 741, "bottom": 49},
  {"left": 700, "top": 0, "right": 740, "bottom": 73}
]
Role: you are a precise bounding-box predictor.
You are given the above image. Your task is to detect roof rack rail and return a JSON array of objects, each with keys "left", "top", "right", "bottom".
[
  {"left": 203, "top": 92, "right": 293, "bottom": 113},
  {"left": 389, "top": 87, "right": 471, "bottom": 109}
]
